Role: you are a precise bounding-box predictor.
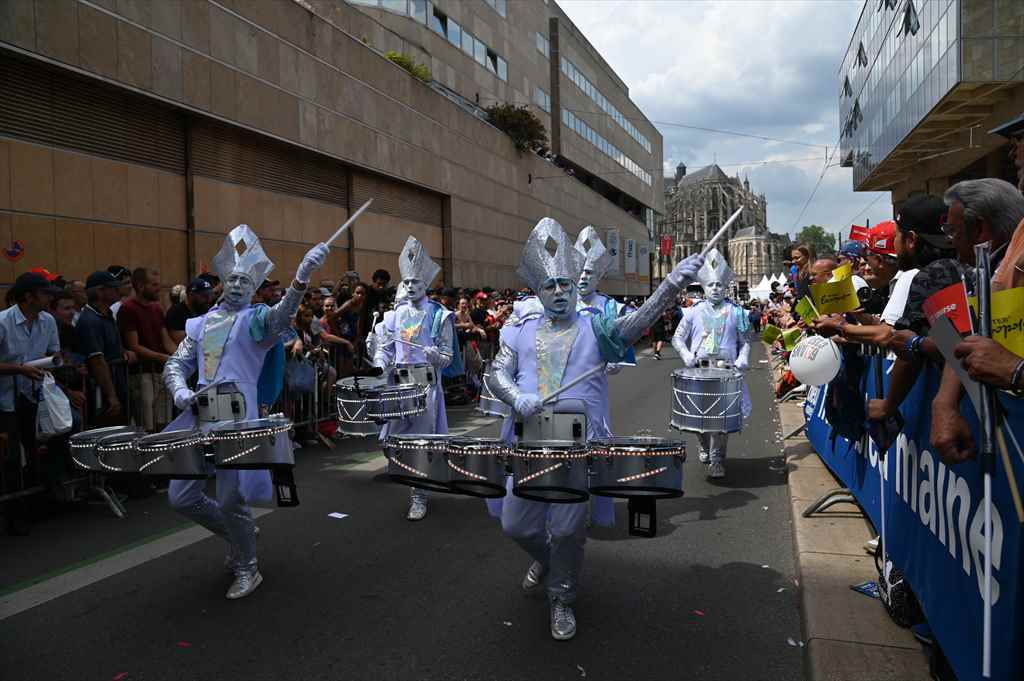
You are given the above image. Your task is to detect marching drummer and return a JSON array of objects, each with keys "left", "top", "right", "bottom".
[
  {"left": 163, "top": 226, "right": 330, "bottom": 600},
  {"left": 486, "top": 218, "right": 703, "bottom": 641},
  {"left": 372, "top": 236, "right": 459, "bottom": 522},
  {"left": 670, "top": 248, "right": 752, "bottom": 479}
]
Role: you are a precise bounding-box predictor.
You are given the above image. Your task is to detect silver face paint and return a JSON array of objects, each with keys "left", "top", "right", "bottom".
[
  {"left": 223, "top": 272, "right": 256, "bottom": 309},
  {"left": 538, "top": 277, "right": 577, "bottom": 319},
  {"left": 577, "top": 267, "right": 595, "bottom": 298},
  {"left": 705, "top": 280, "right": 725, "bottom": 305},
  {"left": 402, "top": 277, "right": 426, "bottom": 302}
]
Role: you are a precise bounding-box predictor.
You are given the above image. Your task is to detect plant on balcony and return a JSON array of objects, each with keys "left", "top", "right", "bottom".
[
  {"left": 484, "top": 103, "right": 549, "bottom": 154},
  {"left": 385, "top": 51, "right": 431, "bottom": 83}
]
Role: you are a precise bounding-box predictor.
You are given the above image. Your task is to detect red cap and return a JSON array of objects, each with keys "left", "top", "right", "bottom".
[
  {"left": 866, "top": 220, "right": 897, "bottom": 257},
  {"left": 474, "top": 291, "right": 488, "bottom": 300},
  {"left": 30, "top": 267, "right": 59, "bottom": 282}
]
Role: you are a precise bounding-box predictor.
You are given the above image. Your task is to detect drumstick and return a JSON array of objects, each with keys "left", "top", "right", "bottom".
[
  {"left": 325, "top": 199, "right": 374, "bottom": 247},
  {"left": 393, "top": 337, "right": 453, "bottom": 358},
  {"left": 541, "top": 364, "right": 606, "bottom": 405},
  {"left": 700, "top": 207, "right": 744, "bottom": 257}
]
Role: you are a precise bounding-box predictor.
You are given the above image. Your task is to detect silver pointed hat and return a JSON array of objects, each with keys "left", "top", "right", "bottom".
[
  {"left": 212, "top": 224, "right": 275, "bottom": 285},
  {"left": 517, "top": 217, "right": 585, "bottom": 290},
  {"left": 398, "top": 235, "right": 441, "bottom": 285},
  {"left": 574, "top": 226, "right": 613, "bottom": 282},
  {"left": 697, "top": 247, "right": 735, "bottom": 288}
]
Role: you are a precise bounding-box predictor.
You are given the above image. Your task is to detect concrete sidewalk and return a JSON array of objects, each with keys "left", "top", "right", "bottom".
[{"left": 778, "top": 401, "right": 931, "bottom": 681}]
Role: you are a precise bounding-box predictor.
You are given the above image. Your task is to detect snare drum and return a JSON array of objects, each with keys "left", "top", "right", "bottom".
[
  {"left": 95, "top": 430, "right": 142, "bottom": 474},
  {"left": 670, "top": 367, "right": 744, "bottom": 434},
  {"left": 135, "top": 430, "right": 209, "bottom": 479},
  {"left": 511, "top": 440, "right": 590, "bottom": 503},
  {"left": 394, "top": 363, "right": 436, "bottom": 387},
  {"left": 588, "top": 436, "right": 686, "bottom": 499},
  {"left": 335, "top": 376, "right": 386, "bottom": 436},
  {"left": 384, "top": 434, "right": 452, "bottom": 492},
  {"left": 477, "top": 361, "right": 512, "bottom": 418},
  {"left": 211, "top": 417, "right": 294, "bottom": 469},
  {"left": 446, "top": 437, "right": 508, "bottom": 498},
  {"left": 70, "top": 426, "right": 139, "bottom": 472}
]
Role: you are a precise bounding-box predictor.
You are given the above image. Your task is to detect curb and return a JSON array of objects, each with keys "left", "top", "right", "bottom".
[{"left": 777, "top": 401, "right": 931, "bottom": 681}]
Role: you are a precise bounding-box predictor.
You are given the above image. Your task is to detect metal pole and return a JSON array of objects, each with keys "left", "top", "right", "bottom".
[{"left": 975, "top": 241, "right": 994, "bottom": 678}]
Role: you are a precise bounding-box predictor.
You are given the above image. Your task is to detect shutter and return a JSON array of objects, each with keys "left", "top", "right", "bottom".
[
  {"left": 351, "top": 170, "right": 443, "bottom": 227},
  {"left": 0, "top": 50, "right": 185, "bottom": 173},
  {"left": 190, "top": 119, "right": 347, "bottom": 206}
]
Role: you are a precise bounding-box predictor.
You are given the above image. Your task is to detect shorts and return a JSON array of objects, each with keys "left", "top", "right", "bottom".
[{"left": 130, "top": 372, "right": 172, "bottom": 432}]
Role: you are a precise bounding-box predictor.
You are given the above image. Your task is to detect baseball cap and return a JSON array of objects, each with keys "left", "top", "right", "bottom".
[
  {"left": 187, "top": 277, "right": 214, "bottom": 295},
  {"left": 838, "top": 241, "right": 866, "bottom": 259},
  {"left": 866, "top": 220, "right": 898, "bottom": 258},
  {"left": 257, "top": 279, "right": 280, "bottom": 291},
  {"left": 107, "top": 265, "right": 130, "bottom": 280},
  {"left": 896, "top": 194, "right": 949, "bottom": 245},
  {"left": 30, "top": 267, "right": 59, "bottom": 282},
  {"left": 989, "top": 112, "right": 1024, "bottom": 139},
  {"left": 474, "top": 291, "right": 488, "bottom": 300},
  {"left": 86, "top": 270, "right": 121, "bottom": 289},
  {"left": 12, "top": 271, "right": 63, "bottom": 297},
  {"left": 198, "top": 272, "right": 220, "bottom": 285}
]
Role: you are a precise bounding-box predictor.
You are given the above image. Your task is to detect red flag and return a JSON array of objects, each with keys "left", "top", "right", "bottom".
[
  {"left": 849, "top": 225, "right": 869, "bottom": 243},
  {"left": 659, "top": 235, "right": 673, "bottom": 256},
  {"left": 923, "top": 281, "right": 973, "bottom": 335}
]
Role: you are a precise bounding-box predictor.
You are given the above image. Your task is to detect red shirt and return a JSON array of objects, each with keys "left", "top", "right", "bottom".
[{"left": 118, "top": 297, "right": 167, "bottom": 372}]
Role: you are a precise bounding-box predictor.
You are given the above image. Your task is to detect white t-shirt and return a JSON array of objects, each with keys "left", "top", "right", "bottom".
[
  {"left": 880, "top": 269, "right": 919, "bottom": 325},
  {"left": 110, "top": 300, "right": 122, "bottom": 320}
]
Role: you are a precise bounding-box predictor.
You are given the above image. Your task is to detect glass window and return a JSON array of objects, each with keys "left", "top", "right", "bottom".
[
  {"left": 496, "top": 0, "right": 506, "bottom": 18},
  {"left": 474, "top": 38, "right": 486, "bottom": 66},
  {"left": 461, "top": 29, "right": 474, "bottom": 56},
  {"left": 536, "top": 32, "right": 549, "bottom": 58},
  {"left": 485, "top": 49, "right": 498, "bottom": 73},
  {"left": 497, "top": 56, "right": 508, "bottom": 81},
  {"left": 381, "top": 0, "right": 407, "bottom": 13},
  {"left": 447, "top": 19, "right": 461, "bottom": 47},
  {"left": 410, "top": 0, "right": 426, "bottom": 23},
  {"left": 350, "top": 0, "right": 379, "bottom": 5},
  {"left": 429, "top": 6, "right": 445, "bottom": 35}
]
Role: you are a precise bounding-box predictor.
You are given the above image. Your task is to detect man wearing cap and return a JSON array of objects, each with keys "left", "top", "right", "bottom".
[
  {"left": 166, "top": 278, "right": 216, "bottom": 346},
  {"left": 0, "top": 272, "right": 62, "bottom": 535},
  {"left": 77, "top": 271, "right": 132, "bottom": 425},
  {"left": 106, "top": 266, "right": 132, "bottom": 320}
]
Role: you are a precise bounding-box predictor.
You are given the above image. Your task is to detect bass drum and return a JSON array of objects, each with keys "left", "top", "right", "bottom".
[{"left": 670, "top": 366, "right": 744, "bottom": 434}]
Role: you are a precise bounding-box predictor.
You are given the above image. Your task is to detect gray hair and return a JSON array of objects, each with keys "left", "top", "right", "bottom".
[{"left": 943, "top": 178, "right": 1024, "bottom": 242}]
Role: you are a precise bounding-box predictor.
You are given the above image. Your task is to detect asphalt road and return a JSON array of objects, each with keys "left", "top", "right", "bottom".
[{"left": 1, "top": 343, "right": 803, "bottom": 681}]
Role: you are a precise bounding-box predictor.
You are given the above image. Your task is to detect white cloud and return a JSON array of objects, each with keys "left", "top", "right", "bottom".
[{"left": 557, "top": 0, "right": 891, "bottom": 236}]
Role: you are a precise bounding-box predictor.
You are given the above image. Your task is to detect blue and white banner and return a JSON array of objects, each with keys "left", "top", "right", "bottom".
[{"left": 804, "top": 359, "right": 1024, "bottom": 681}]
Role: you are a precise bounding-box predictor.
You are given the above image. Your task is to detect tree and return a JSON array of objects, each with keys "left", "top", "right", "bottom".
[{"left": 793, "top": 225, "right": 836, "bottom": 257}]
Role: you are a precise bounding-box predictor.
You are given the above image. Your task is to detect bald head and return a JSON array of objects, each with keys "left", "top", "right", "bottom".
[{"left": 810, "top": 258, "right": 838, "bottom": 284}]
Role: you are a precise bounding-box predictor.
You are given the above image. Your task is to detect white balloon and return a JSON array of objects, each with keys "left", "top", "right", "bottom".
[{"left": 790, "top": 336, "right": 842, "bottom": 386}]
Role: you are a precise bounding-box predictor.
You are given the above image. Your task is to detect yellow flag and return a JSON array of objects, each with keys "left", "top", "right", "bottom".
[
  {"left": 761, "top": 325, "right": 782, "bottom": 344},
  {"left": 968, "top": 287, "right": 1024, "bottom": 357},
  {"left": 794, "top": 296, "right": 819, "bottom": 324},
  {"left": 782, "top": 327, "right": 803, "bottom": 351},
  {"left": 810, "top": 277, "right": 860, "bottom": 314},
  {"left": 830, "top": 262, "right": 853, "bottom": 282}
]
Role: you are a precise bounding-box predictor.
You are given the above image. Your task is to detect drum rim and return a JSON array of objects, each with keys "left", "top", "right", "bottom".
[
  {"left": 211, "top": 418, "right": 292, "bottom": 440},
  {"left": 672, "top": 367, "right": 742, "bottom": 379},
  {"left": 386, "top": 473, "right": 455, "bottom": 493},
  {"left": 71, "top": 426, "right": 138, "bottom": 443},
  {"left": 589, "top": 436, "right": 687, "bottom": 452},
  {"left": 448, "top": 479, "right": 506, "bottom": 498},
  {"left": 136, "top": 430, "right": 205, "bottom": 449},
  {"left": 589, "top": 485, "right": 684, "bottom": 500},
  {"left": 511, "top": 486, "right": 589, "bottom": 503}
]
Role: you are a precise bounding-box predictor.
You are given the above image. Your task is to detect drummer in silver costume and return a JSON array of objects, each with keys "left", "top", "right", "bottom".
[
  {"left": 670, "top": 248, "right": 752, "bottom": 479},
  {"left": 163, "top": 225, "right": 330, "bottom": 599},
  {"left": 486, "top": 218, "right": 703, "bottom": 641},
  {"left": 371, "top": 237, "right": 456, "bottom": 522}
]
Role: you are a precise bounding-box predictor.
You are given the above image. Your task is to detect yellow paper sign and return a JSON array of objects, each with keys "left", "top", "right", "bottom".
[
  {"left": 782, "top": 327, "right": 803, "bottom": 351},
  {"left": 794, "top": 296, "right": 819, "bottom": 324},
  {"left": 830, "top": 262, "right": 853, "bottom": 282},
  {"left": 762, "top": 325, "right": 782, "bottom": 344},
  {"left": 810, "top": 278, "right": 860, "bottom": 314},
  {"left": 968, "top": 287, "right": 1024, "bottom": 356}
]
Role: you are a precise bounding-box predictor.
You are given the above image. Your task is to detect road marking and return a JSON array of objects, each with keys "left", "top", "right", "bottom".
[{"left": 0, "top": 508, "right": 272, "bottom": 622}]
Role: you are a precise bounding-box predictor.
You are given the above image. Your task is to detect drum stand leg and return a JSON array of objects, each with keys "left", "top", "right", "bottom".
[
  {"left": 801, "top": 488, "right": 857, "bottom": 518},
  {"left": 88, "top": 473, "right": 127, "bottom": 519},
  {"left": 628, "top": 498, "right": 657, "bottom": 538}
]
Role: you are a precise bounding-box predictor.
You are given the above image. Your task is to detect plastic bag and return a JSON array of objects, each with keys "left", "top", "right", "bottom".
[{"left": 36, "top": 372, "right": 73, "bottom": 440}]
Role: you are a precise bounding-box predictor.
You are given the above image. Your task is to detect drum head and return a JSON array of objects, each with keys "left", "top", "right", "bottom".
[
  {"left": 136, "top": 429, "right": 204, "bottom": 449},
  {"left": 71, "top": 425, "right": 137, "bottom": 443},
  {"left": 212, "top": 418, "right": 291, "bottom": 437}
]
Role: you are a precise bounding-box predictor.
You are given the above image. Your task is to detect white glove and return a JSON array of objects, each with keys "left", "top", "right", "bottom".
[
  {"left": 683, "top": 355, "right": 698, "bottom": 368},
  {"left": 734, "top": 357, "right": 749, "bottom": 371},
  {"left": 668, "top": 254, "right": 705, "bottom": 287},
  {"left": 605, "top": 363, "right": 622, "bottom": 376},
  {"left": 296, "top": 242, "right": 330, "bottom": 284},
  {"left": 514, "top": 393, "right": 543, "bottom": 418},
  {"left": 422, "top": 346, "right": 445, "bottom": 367},
  {"left": 173, "top": 388, "right": 195, "bottom": 410}
]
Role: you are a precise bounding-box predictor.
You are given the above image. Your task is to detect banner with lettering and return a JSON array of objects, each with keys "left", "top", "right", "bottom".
[
  {"left": 606, "top": 229, "right": 620, "bottom": 275},
  {"left": 804, "top": 360, "right": 1024, "bottom": 681},
  {"left": 624, "top": 239, "right": 637, "bottom": 279},
  {"left": 638, "top": 243, "right": 650, "bottom": 282}
]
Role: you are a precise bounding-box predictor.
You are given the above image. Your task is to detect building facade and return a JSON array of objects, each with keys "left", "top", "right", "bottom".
[
  {"left": 654, "top": 163, "right": 770, "bottom": 284},
  {"left": 0, "top": 0, "right": 661, "bottom": 297},
  {"left": 840, "top": 0, "right": 1024, "bottom": 204},
  {"left": 727, "top": 227, "right": 789, "bottom": 287}
]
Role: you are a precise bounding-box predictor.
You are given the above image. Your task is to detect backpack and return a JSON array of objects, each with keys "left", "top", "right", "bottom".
[{"left": 824, "top": 344, "right": 866, "bottom": 446}]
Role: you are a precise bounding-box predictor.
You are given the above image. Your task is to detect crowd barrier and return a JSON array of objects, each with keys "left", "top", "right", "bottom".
[{"left": 804, "top": 356, "right": 1024, "bottom": 680}]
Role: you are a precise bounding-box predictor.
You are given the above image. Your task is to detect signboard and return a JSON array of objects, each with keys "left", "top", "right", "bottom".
[
  {"left": 638, "top": 243, "right": 650, "bottom": 282},
  {"left": 660, "top": 234, "right": 673, "bottom": 257},
  {"left": 624, "top": 238, "right": 637, "bottom": 279},
  {"left": 606, "top": 229, "right": 620, "bottom": 274}
]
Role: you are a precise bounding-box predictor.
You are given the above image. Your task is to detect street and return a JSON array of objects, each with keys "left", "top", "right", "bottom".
[{"left": 0, "top": 343, "right": 803, "bottom": 681}]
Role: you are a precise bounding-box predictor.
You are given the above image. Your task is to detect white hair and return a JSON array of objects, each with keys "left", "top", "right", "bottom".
[{"left": 944, "top": 178, "right": 1024, "bottom": 241}]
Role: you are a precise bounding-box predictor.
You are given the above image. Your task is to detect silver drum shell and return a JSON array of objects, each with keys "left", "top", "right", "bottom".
[
  {"left": 476, "top": 362, "right": 511, "bottom": 418},
  {"left": 446, "top": 437, "right": 508, "bottom": 498},
  {"left": 511, "top": 440, "right": 589, "bottom": 504},
  {"left": 70, "top": 426, "right": 138, "bottom": 472},
  {"left": 366, "top": 385, "right": 428, "bottom": 421},
  {"left": 335, "top": 377, "right": 385, "bottom": 437},
  {"left": 670, "top": 367, "right": 744, "bottom": 434},
  {"left": 135, "top": 430, "right": 210, "bottom": 479},
  {"left": 384, "top": 434, "right": 452, "bottom": 493},
  {"left": 588, "top": 437, "right": 686, "bottom": 499},
  {"left": 95, "top": 431, "right": 142, "bottom": 474},
  {"left": 212, "top": 418, "right": 294, "bottom": 469}
]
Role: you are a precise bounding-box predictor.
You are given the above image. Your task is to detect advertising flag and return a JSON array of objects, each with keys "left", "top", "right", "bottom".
[
  {"left": 761, "top": 324, "right": 782, "bottom": 345},
  {"left": 660, "top": 235, "right": 673, "bottom": 257},
  {"left": 624, "top": 239, "right": 637, "bottom": 279},
  {"left": 781, "top": 327, "right": 803, "bottom": 351},
  {"left": 969, "top": 286, "right": 1024, "bottom": 356},
  {"left": 638, "top": 243, "right": 650, "bottom": 282},
  {"left": 794, "top": 296, "right": 819, "bottom": 324},
  {"left": 849, "top": 224, "right": 869, "bottom": 243},
  {"left": 923, "top": 281, "right": 973, "bottom": 335},
  {"left": 830, "top": 262, "right": 853, "bottom": 282},
  {"left": 810, "top": 277, "right": 860, "bottom": 314},
  {"left": 606, "top": 229, "right": 620, "bottom": 274}
]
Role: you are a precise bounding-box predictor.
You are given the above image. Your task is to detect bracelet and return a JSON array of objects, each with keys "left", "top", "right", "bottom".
[
  {"left": 905, "top": 335, "right": 924, "bottom": 355},
  {"left": 1012, "top": 359, "right": 1024, "bottom": 390}
]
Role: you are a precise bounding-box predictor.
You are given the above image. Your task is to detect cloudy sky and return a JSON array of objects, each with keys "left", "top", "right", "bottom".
[{"left": 558, "top": 0, "right": 890, "bottom": 238}]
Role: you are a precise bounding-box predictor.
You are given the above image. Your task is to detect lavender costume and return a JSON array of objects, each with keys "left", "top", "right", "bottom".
[{"left": 486, "top": 218, "right": 703, "bottom": 606}]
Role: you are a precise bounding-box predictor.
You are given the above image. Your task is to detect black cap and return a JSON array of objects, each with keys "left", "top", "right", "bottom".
[
  {"left": 258, "top": 279, "right": 280, "bottom": 290},
  {"left": 989, "top": 113, "right": 1024, "bottom": 139},
  {"left": 187, "top": 277, "right": 214, "bottom": 295},
  {"left": 107, "top": 265, "right": 130, "bottom": 280},
  {"left": 896, "top": 194, "right": 947, "bottom": 235},
  {"left": 12, "top": 272, "right": 63, "bottom": 297},
  {"left": 86, "top": 270, "right": 121, "bottom": 289},
  {"left": 197, "top": 272, "right": 220, "bottom": 285}
]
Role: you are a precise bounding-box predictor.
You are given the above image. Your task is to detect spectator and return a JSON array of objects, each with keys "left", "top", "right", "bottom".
[
  {"left": 107, "top": 265, "right": 132, "bottom": 319},
  {"left": 165, "top": 278, "right": 215, "bottom": 345},
  {"left": 790, "top": 243, "right": 814, "bottom": 300},
  {"left": 197, "top": 272, "right": 222, "bottom": 301},
  {"left": 254, "top": 279, "right": 281, "bottom": 306},
  {"left": 77, "top": 271, "right": 130, "bottom": 426},
  {"left": 118, "top": 268, "right": 177, "bottom": 432},
  {"left": 254, "top": 280, "right": 287, "bottom": 417},
  {"left": 809, "top": 257, "right": 838, "bottom": 284},
  {"left": 454, "top": 296, "right": 485, "bottom": 351},
  {"left": 68, "top": 280, "right": 87, "bottom": 324},
  {"left": 748, "top": 302, "right": 762, "bottom": 333}
]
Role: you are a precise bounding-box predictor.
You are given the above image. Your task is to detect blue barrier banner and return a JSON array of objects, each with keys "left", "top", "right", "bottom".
[{"left": 804, "top": 358, "right": 1024, "bottom": 681}]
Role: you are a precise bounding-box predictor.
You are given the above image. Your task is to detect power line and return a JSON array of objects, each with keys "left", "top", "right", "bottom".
[
  {"left": 791, "top": 142, "right": 841, "bottom": 231},
  {"left": 843, "top": 193, "right": 887, "bottom": 227}
]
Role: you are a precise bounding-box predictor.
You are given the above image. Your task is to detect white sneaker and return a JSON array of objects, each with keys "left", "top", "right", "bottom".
[
  {"left": 226, "top": 570, "right": 263, "bottom": 600},
  {"left": 224, "top": 525, "right": 260, "bottom": 573},
  {"left": 550, "top": 600, "right": 577, "bottom": 641},
  {"left": 522, "top": 560, "right": 546, "bottom": 594},
  {"left": 698, "top": 451, "right": 710, "bottom": 464},
  {"left": 407, "top": 498, "right": 427, "bottom": 521},
  {"left": 707, "top": 461, "right": 725, "bottom": 479}
]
